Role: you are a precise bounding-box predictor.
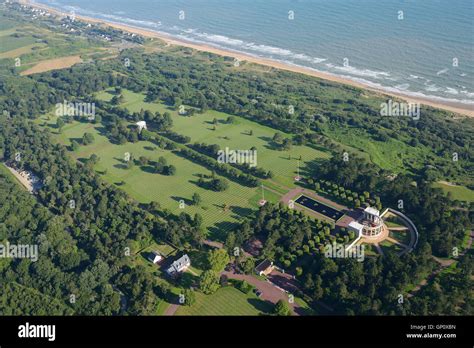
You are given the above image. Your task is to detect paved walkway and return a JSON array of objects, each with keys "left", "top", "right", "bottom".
[
  {"left": 164, "top": 303, "right": 179, "bottom": 316},
  {"left": 222, "top": 270, "right": 305, "bottom": 315}
]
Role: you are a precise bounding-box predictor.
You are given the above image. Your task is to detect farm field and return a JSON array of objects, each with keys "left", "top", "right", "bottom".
[
  {"left": 0, "top": 9, "right": 109, "bottom": 73},
  {"left": 175, "top": 286, "right": 272, "bottom": 316}
]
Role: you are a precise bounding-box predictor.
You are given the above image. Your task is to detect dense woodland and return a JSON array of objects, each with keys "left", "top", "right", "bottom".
[
  {"left": 234, "top": 204, "right": 472, "bottom": 315},
  {"left": 0, "top": 13, "right": 472, "bottom": 315}
]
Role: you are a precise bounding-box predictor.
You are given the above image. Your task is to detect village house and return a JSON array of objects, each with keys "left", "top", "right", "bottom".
[{"left": 166, "top": 254, "right": 191, "bottom": 276}]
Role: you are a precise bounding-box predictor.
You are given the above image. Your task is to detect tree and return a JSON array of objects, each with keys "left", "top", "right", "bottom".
[
  {"left": 227, "top": 116, "right": 235, "bottom": 124},
  {"left": 71, "top": 140, "right": 80, "bottom": 151},
  {"left": 82, "top": 132, "right": 94, "bottom": 145},
  {"left": 199, "top": 270, "right": 220, "bottom": 294},
  {"left": 165, "top": 165, "right": 176, "bottom": 176},
  {"left": 242, "top": 257, "right": 255, "bottom": 275},
  {"left": 56, "top": 117, "right": 65, "bottom": 132},
  {"left": 273, "top": 132, "right": 283, "bottom": 144},
  {"left": 207, "top": 249, "right": 230, "bottom": 273},
  {"left": 224, "top": 232, "right": 236, "bottom": 254},
  {"left": 282, "top": 138, "right": 292, "bottom": 150},
  {"left": 155, "top": 157, "right": 167, "bottom": 173},
  {"left": 138, "top": 156, "right": 149, "bottom": 166},
  {"left": 183, "top": 289, "right": 196, "bottom": 306},
  {"left": 192, "top": 192, "right": 202, "bottom": 206},
  {"left": 212, "top": 178, "right": 229, "bottom": 192},
  {"left": 273, "top": 299, "right": 291, "bottom": 316}
]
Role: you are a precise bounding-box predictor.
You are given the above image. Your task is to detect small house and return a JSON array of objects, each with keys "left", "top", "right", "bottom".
[
  {"left": 166, "top": 254, "right": 191, "bottom": 276},
  {"left": 148, "top": 251, "right": 163, "bottom": 264}
]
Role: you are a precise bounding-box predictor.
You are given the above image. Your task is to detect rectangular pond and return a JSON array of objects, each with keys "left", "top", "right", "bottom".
[{"left": 295, "top": 195, "right": 344, "bottom": 221}]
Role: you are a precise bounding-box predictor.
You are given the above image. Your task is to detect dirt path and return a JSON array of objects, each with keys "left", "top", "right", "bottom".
[{"left": 408, "top": 231, "right": 473, "bottom": 297}]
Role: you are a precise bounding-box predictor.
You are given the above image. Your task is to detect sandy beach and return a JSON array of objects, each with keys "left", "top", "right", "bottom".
[{"left": 21, "top": 0, "right": 474, "bottom": 117}]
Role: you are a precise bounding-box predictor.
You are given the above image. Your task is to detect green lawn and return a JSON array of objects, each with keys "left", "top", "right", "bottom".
[
  {"left": 175, "top": 286, "right": 272, "bottom": 316},
  {"left": 389, "top": 230, "right": 411, "bottom": 246},
  {"left": 324, "top": 124, "right": 433, "bottom": 174},
  {"left": 380, "top": 240, "right": 404, "bottom": 254},
  {"left": 39, "top": 89, "right": 333, "bottom": 240},
  {"left": 38, "top": 114, "right": 277, "bottom": 240},
  {"left": 96, "top": 89, "right": 332, "bottom": 189},
  {"left": 432, "top": 181, "right": 474, "bottom": 202}
]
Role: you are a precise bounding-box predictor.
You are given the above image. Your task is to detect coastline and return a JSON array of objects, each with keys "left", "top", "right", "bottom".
[{"left": 21, "top": 0, "right": 474, "bottom": 117}]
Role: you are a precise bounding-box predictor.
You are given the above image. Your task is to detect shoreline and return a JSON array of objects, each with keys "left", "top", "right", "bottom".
[{"left": 21, "top": 0, "right": 474, "bottom": 117}]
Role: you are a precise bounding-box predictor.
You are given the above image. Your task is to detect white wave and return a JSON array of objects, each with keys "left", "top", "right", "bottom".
[
  {"left": 460, "top": 90, "right": 474, "bottom": 98},
  {"left": 425, "top": 84, "right": 441, "bottom": 92},
  {"left": 328, "top": 64, "right": 391, "bottom": 79},
  {"left": 445, "top": 87, "right": 459, "bottom": 95},
  {"left": 99, "top": 13, "right": 161, "bottom": 28},
  {"left": 59, "top": 5, "right": 162, "bottom": 28},
  {"left": 39, "top": 1, "right": 473, "bottom": 106},
  {"left": 395, "top": 83, "right": 410, "bottom": 91},
  {"left": 436, "top": 68, "right": 449, "bottom": 75},
  {"left": 181, "top": 30, "right": 326, "bottom": 64}
]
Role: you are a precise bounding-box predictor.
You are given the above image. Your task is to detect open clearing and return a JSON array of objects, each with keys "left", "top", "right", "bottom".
[
  {"left": 174, "top": 286, "right": 272, "bottom": 316},
  {"left": 38, "top": 115, "right": 271, "bottom": 240},
  {"left": 39, "top": 89, "right": 331, "bottom": 240},
  {"left": 432, "top": 181, "right": 474, "bottom": 202},
  {"left": 20, "top": 55, "right": 83, "bottom": 75},
  {"left": 96, "top": 89, "right": 332, "bottom": 188}
]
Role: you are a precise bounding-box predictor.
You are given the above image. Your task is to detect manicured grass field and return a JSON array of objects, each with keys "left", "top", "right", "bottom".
[
  {"left": 389, "top": 230, "right": 410, "bottom": 246},
  {"left": 96, "top": 89, "right": 332, "bottom": 189},
  {"left": 432, "top": 181, "right": 474, "bottom": 202},
  {"left": 175, "top": 286, "right": 272, "bottom": 316},
  {"left": 37, "top": 113, "right": 279, "bottom": 240},
  {"left": 380, "top": 240, "right": 404, "bottom": 254},
  {"left": 39, "top": 88, "right": 332, "bottom": 240}
]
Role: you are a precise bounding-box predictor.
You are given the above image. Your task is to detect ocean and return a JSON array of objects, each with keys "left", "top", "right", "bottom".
[{"left": 34, "top": 0, "right": 474, "bottom": 106}]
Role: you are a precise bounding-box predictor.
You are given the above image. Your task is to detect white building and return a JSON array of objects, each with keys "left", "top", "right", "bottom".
[
  {"left": 148, "top": 251, "right": 163, "bottom": 264},
  {"left": 348, "top": 221, "right": 364, "bottom": 237},
  {"left": 363, "top": 207, "right": 381, "bottom": 224},
  {"left": 136, "top": 121, "right": 147, "bottom": 133},
  {"left": 166, "top": 254, "right": 191, "bottom": 276}
]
